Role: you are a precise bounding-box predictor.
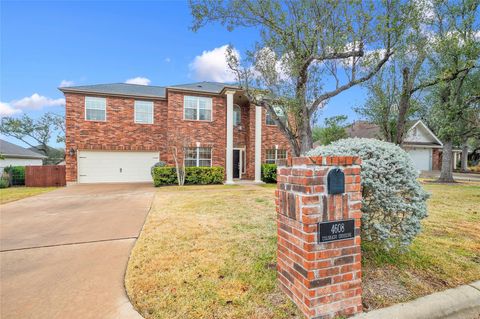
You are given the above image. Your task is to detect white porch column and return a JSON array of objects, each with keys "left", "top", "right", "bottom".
[
  {"left": 254, "top": 105, "right": 262, "bottom": 183},
  {"left": 225, "top": 91, "right": 235, "bottom": 184}
]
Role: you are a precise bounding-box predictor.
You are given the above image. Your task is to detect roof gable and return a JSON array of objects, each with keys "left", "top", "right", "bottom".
[{"left": 403, "top": 120, "right": 442, "bottom": 146}]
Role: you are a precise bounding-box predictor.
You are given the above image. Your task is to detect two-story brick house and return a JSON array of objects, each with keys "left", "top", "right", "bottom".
[{"left": 59, "top": 82, "right": 291, "bottom": 184}]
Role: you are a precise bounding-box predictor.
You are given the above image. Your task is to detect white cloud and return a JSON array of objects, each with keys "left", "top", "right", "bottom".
[
  {"left": 11, "top": 93, "right": 65, "bottom": 110},
  {"left": 189, "top": 45, "right": 239, "bottom": 82},
  {"left": 125, "top": 77, "right": 151, "bottom": 85},
  {"left": 0, "top": 102, "right": 22, "bottom": 117},
  {"left": 59, "top": 80, "right": 75, "bottom": 87}
]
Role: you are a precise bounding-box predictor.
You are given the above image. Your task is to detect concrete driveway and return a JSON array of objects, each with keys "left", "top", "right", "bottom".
[{"left": 0, "top": 183, "right": 155, "bottom": 319}]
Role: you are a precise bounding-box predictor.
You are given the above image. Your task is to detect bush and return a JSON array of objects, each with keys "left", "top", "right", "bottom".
[
  {"left": 308, "top": 138, "right": 429, "bottom": 250},
  {"left": 0, "top": 177, "right": 9, "bottom": 188},
  {"left": 261, "top": 164, "right": 277, "bottom": 183},
  {"left": 4, "top": 166, "right": 25, "bottom": 185},
  {"left": 152, "top": 166, "right": 224, "bottom": 186}
]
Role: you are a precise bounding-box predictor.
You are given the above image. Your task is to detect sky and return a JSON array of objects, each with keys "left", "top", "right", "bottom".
[{"left": 1, "top": 0, "right": 367, "bottom": 148}]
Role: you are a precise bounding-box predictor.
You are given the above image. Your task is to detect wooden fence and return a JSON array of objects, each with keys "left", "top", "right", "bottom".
[{"left": 25, "top": 165, "right": 66, "bottom": 187}]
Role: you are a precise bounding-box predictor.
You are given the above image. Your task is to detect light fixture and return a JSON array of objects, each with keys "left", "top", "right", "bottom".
[{"left": 69, "top": 148, "right": 76, "bottom": 157}]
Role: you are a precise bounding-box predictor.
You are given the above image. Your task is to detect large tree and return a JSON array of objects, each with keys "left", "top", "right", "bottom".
[
  {"left": 426, "top": 0, "right": 479, "bottom": 183},
  {"left": 190, "top": 0, "right": 408, "bottom": 156},
  {"left": 0, "top": 113, "right": 65, "bottom": 160},
  {"left": 356, "top": 0, "right": 476, "bottom": 145}
]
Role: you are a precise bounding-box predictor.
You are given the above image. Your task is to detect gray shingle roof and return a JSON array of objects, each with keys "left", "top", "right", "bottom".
[
  {"left": 59, "top": 83, "right": 167, "bottom": 98},
  {"left": 59, "top": 82, "right": 241, "bottom": 98},
  {"left": 0, "top": 139, "right": 47, "bottom": 159},
  {"left": 168, "top": 81, "right": 239, "bottom": 94}
]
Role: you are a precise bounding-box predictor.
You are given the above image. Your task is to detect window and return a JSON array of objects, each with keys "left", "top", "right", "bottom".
[
  {"left": 233, "top": 104, "right": 241, "bottom": 126},
  {"left": 266, "top": 106, "right": 285, "bottom": 126},
  {"left": 266, "top": 149, "right": 287, "bottom": 164},
  {"left": 85, "top": 97, "right": 106, "bottom": 121},
  {"left": 134, "top": 100, "right": 154, "bottom": 124},
  {"left": 184, "top": 96, "right": 212, "bottom": 121},
  {"left": 185, "top": 147, "right": 212, "bottom": 167}
]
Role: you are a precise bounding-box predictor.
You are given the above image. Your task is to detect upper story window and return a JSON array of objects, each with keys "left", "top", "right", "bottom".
[
  {"left": 85, "top": 97, "right": 106, "bottom": 121},
  {"left": 184, "top": 96, "right": 212, "bottom": 121},
  {"left": 134, "top": 100, "right": 154, "bottom": 124},
  {"left": 266, "top": 149, "right": 287, "bottom": 164},
  {"left": 233, "top": 104, "right": 241, "bottom": 126},
  {"left": 266, "top": 106, "right": 285, "bottom": 126},
  {"left": 185, "top": 147, "right": 212, "bottom": 167}
]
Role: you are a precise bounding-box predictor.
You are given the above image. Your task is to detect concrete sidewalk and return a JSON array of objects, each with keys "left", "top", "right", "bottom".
[
  {"left": 354, "top": 281, "right": 480, "bottom": 319},
  {"left": 421, "top": 170, "right": 480, "bottom": 182}
]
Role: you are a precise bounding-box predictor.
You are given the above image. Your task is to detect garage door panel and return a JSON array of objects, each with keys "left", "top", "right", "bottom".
[
  {"left": 78, "top": 151, "right": 159, "bottom": 183},
  {"left": 406, "top": 149, "right": 431, "bottom": 171}
]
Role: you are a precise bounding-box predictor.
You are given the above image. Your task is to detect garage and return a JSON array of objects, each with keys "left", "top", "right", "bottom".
[
  {"left": 406, "top": 148, "right": 432, "bottom": 171},
  {"left": 77, "top": 151, "right": 159, "bottom": 183}
]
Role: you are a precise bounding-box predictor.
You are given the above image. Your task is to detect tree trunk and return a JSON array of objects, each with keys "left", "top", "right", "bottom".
[
  {"left": 395, "top": 68, "right": 410, "bottom": 145},
  {"left": 461, "top": 142, "right": 469, "bottom": 172},
  {"left": 438, "top": 140, "right": 455, "bottom": 183},
  {"left": 299, "top": 118, "right": 313, "bottom": 155}
]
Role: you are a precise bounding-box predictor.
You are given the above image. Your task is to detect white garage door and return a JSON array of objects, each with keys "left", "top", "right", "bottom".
[
  {"left": 78, "top": 151, "right": 159, "bottom": 183},
  {"left": 406, "top": 148, "right": 432, "bottom": 171}
]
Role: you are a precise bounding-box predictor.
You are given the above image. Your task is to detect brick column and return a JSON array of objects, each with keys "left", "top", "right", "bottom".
[{"left": 276, "top": 156, "right": 363, "bottom": 319}]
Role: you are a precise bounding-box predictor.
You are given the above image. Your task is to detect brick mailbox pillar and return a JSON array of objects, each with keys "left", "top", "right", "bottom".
[{"left": 276, "top": 156, "right": 363, "bottom": 319}]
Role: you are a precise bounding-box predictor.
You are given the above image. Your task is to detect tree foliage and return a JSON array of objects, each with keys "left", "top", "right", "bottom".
[
  {"left": 308, "top": 138, "right": 429, "bottom": 250},
  {"left": 424, "top": 0, "right": 479, "bottom": 182},
  {"left": 312, "top": 115, "right": 348, "bottom": 145},
  {"left": 0, "top": 113, "right": 65, "bottom": 159},
  {"left": 190, "top": 0, "right": 408, "bottom": 155}
]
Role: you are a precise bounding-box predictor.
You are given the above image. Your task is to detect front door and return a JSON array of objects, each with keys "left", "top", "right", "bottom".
[{"left": 233, "top": 150, "right": 240, "bottom": 178}]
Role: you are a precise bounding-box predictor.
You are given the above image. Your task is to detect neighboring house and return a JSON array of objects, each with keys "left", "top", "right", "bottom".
[
  {"left": 59, "top": 82, "right": 290, "bottom": 183},
  {"left": 28, "top": 145, "right": 65, "bottom": 165},
  {"left": 0, "top": 139, "right": 46, "bottom": 173},
  {"left": 346, "top": 120, "right": 461, "bottom": 171}
]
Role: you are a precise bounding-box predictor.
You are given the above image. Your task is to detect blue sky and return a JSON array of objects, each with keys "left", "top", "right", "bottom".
[{"left": 1, "top": 0, "right": 366, "bottom": 147}]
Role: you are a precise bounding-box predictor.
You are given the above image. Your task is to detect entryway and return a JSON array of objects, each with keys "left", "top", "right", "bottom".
[{"left": 233, "top": 149, "right": 245, "bottom": 179}]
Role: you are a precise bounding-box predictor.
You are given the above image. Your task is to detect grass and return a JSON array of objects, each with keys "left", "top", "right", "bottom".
[
  {"left": 126, "top": 182, "right": 480, "bottom": 318},
  {"left": 362, "top": 181, "right": 480, "bottom": 310},
  {"left": 0, "top": 186, "right": 57, "bottom": 204},
  {"left": 125, "top": 185, "right": 301, "bottom": 319}
]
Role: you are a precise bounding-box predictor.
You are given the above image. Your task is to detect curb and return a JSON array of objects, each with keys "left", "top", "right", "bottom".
[{"left": 353, "top": 281, "right": 480, "bottom": 319}]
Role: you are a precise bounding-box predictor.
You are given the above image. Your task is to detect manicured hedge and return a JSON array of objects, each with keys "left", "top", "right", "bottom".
[
  {"left": 152, "top": 166, "right": 224, "bottom": 186},
  {"left": 261, "top": 164, "right": 277, "bottom": 183}
]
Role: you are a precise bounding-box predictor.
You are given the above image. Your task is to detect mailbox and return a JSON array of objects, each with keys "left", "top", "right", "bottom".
[{"left": 327, "top": 168, "right": 345, "bottom": 194}]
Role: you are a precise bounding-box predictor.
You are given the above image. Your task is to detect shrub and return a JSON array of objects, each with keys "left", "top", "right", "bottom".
[
  {"left": 185, "top": 167, "right": 224, "bottom": 185},
  {"left": 152, "top": 166, "right": 224, "bottom": 186},
  {"left": 0, "top": 177, "right": 9, "bottom": 188},
  {"left": 261, "top": 164, "right": 277, "bottom": 183},
  {"left": 4, "top": 166, "right": 25, "bottom": 185},
  {"left": 308, "top": 138, "right": 429, "bottom": 250}
]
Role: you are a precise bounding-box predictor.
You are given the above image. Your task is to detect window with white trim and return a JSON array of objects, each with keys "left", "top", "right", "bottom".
[
  {"left": 184, "top": 96, "right": 212, "bottom": 121},
  {"left": 185, "top": 147, "right": 212, "bottom": 167},
  {"left": 266, "top": 106, "right": 285, "bottom": 126},
  {"left": 134, "top": 100, "right": 154, "bottom": 124},
  {"left": 85, "top": 97, "right": 106, "bottom": 121},
  {"left": 233, "top": 104, "right": 241, "bottom": 126},
  {"left": 265, "top": 149, "right": 287, "bottom": 164}
]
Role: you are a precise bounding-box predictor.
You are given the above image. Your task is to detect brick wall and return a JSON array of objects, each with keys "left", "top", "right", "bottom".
[
  {"left": 64, "top": 93, "right": 168, "bottom": 182},
  {"left": 432, "top": 148, "right": 441, "bottom": 170},
  {"left": 65, "top": 90, "right": 292, "bottom": 182},
  {"left": 276, "top": 156, "right": 363, "bottom": 319}
]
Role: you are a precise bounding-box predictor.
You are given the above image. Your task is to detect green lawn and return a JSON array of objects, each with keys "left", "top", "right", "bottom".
[
  {"left": 125, "top": 182, "right": 480, "bottom": 318},
  {"left": 0, "top": 187, "right": 57, "bottom": 204}
]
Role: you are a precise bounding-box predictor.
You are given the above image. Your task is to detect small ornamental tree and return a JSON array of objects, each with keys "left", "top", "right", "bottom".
[{"left": 308, "top": 138, "right": 429, "bottom": 249}]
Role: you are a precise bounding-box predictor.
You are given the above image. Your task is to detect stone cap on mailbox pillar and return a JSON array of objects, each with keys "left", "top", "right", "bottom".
[{"left": 276, "top": 156, "right": 363, "bottom": 319}]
